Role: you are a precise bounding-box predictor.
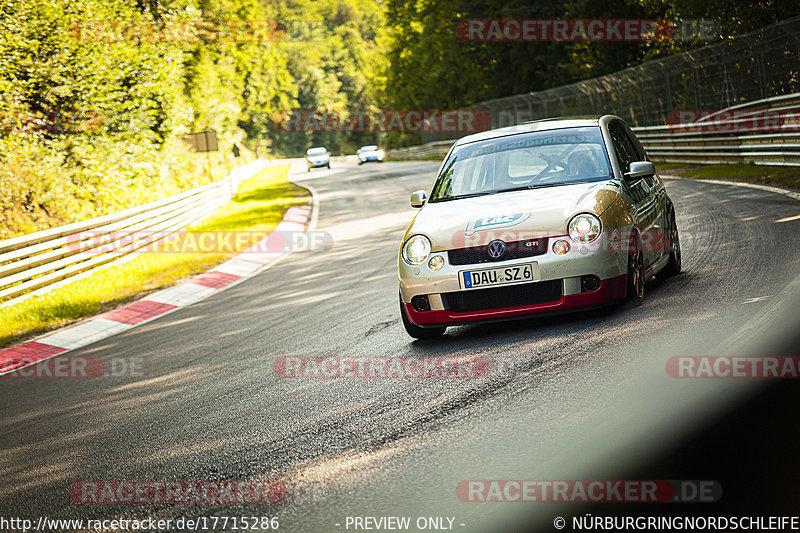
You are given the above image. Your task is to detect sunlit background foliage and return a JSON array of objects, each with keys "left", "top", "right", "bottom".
[{"left": 0, "top": 0, "right": 792, "bottom": 236}]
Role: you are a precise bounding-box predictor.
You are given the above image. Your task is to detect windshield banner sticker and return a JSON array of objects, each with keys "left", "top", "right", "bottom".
[{"left": 463, "top": 134, "right": 597, "bottom": 159}]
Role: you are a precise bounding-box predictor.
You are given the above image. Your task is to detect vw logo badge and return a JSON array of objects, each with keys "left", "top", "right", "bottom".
[{"left": 487, "top": 240, "right": 506, "bottom": 259}]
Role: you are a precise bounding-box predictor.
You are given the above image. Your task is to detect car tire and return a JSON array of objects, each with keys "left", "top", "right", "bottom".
[
  {"left": 400, "top": 294, "right": 445, "bottom": 339},
  {"left": 358, "top": 161, "right": 364, "bottom": 165},
  {"left": 626, "top": 235, "right": 645, "bottom": 303},
  {"left": 657, "top": 210, "right": 681, "bottom": 279}
]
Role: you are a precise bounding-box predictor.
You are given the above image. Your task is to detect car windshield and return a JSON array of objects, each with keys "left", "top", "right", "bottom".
[
  {"left": 429, "top": 126, "right": 612, "bottom": 202},
  {"left": 360, "top": 145, "right": 378, "bottom": 151},
  {"left": 307, "top": 147, "right": 327, "bottom": 156}
]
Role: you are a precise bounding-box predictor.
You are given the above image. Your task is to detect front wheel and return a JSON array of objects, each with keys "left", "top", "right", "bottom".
[
  {"left": 400, "top": 294, "right": 445, "bottom": 339},
  {"left": 657, "top": 210, "right": 681, "bottom": 279},
  {"left": 626, "top": 236, "right": 645, "bottom": 303}
]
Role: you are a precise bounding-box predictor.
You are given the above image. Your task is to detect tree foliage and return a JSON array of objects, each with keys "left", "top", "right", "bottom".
[
  {"left": 267, "top": 0, "right": 388, "bottom": 156},
  {"left": 380, "top": 0, "right": 797, "bottom": 111},
  {"left": 0, "top": 0, "right": 386, "bottom": 235},
  {"left": 1, "top": 0, "right": 794, "bottom": 236}
]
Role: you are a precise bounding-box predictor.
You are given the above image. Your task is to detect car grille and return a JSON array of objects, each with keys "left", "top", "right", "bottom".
[
  {"left": 443, "top": 280, "right": 563, "bottom": 313},
  {"left": 447, "top": 238, "right": 548, "bottom": 266}
]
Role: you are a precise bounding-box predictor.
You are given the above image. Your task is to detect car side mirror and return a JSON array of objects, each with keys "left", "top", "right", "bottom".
[
  {"left": 624, "top": 161, "right": 655, "bottom": 182},
  {"left": 410, "top": 190, "right": 427, "bottom": 208}
]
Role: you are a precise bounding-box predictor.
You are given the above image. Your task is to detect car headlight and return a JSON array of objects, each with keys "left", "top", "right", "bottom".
[
  {"left": 568, "top": 213, "right": 601, "bottom": 243},
  {"left": 402, "top": 235, "right": 431, "bottom": 265}
]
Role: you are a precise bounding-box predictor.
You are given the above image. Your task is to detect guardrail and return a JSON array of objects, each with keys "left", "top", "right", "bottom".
[
  {"left": 0, "top": 159, "right": 271, "bottom": 308},
  {"left": 387, "top": 93, "right": 800, "bottom": 167},
  {"left": 632, "top": 93, "right": 800, "bottom": 166},
  {"left": 386, "top": 140, "right": 454, "bottom": 161}
]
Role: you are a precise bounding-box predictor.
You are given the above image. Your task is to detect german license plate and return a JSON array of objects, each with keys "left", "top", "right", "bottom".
[{"left": 460, "top": 263, "right": 538, "bottom": 289}]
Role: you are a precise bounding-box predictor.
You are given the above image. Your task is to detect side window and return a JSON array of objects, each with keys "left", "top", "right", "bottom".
[
  {"left": 608, "top": 121, "right": 634, "bottom": 172},
  {"left": 621, "top": 122, "right": 648, "bottom": 161},
  {"left": 453, "top": 156, "right": 487, "bottom": 196}
]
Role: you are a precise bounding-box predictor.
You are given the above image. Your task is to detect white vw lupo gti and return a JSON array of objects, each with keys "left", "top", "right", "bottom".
[{"left": 398, "top": 116, "right": 681, "bottom": 338}]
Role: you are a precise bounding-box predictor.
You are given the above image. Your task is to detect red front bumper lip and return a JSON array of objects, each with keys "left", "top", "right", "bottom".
[{"left": 404, "top": 274, "right": 627, "bottom": 327}]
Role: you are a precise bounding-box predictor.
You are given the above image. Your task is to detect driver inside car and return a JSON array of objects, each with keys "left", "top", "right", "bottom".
[{"left": 567, "top": 150, "right": 602, "bottom": 179}]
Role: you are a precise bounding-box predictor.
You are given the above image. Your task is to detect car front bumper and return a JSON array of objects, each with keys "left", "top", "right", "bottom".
[
  {"left": 399, "top": 237, "right": 628, "bottom": 327},
  {"left": 403, "top": 274, "right": 627, "bottom": 326}
]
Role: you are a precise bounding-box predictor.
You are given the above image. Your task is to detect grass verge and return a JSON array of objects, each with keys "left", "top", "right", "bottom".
[
  {"left": 0, "top": 164, "right": 308, "bottom": 348},
  {"left": 655, "top": 162, "right": 800, "bottom": 189}
]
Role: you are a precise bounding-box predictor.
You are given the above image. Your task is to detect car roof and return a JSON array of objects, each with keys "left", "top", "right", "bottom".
[{"left": 453, "top": 115, "right": 609, "bottom": 146}]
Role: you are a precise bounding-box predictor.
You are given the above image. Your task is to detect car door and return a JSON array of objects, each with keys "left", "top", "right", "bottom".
[
  {"left": 622, "top": 121, "right": 669, "bottom": 265},
  {"left": 608, "top": 120, "right": 660, "bottom": 270}
]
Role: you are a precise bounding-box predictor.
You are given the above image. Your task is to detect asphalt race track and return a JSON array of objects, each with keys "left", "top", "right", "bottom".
[{"left": 2, "top": 161, "right": 800, "bottom": 531}]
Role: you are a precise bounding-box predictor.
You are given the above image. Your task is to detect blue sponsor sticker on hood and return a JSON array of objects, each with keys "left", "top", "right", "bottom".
[{"left": 465, "top": 212, "right": 532, "bottom": 236}]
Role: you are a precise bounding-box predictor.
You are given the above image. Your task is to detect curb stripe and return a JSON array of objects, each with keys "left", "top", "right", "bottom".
[
  {"left": 210, "top": 259, "right": 263, "bottom": 277},
  {"left": 0, "top": 343, "right": 68, "bottom": 373},
  {"left": 189, "top": 271, "right": 242, "bottom": 289},
  {"left": 0, "top": 173, "right": 314, "bottom": 377},
  {"left": 238, "top": 254, "right": 282, "bottom": 265},
  {"left": 146, "top": 284, "right": 218, "bottom": 307},
  {"left": 39, "top": 319, "right": 135, "bottom": 350},
  {"left": 99, "top": 300, "right": 178, "bottom": 325}
]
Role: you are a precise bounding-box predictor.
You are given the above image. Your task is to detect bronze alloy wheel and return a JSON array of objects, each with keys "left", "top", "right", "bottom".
[
  {"left": 627, "top": 237, "right": 645, "bottom": 301},
  {"left": 658, "top": 211, "right": 682, "bottom": 279}
]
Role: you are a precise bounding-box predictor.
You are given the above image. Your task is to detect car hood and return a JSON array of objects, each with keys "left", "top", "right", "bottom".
[{"left": 405, "top": 180, "right": 623, "bottom": 250}]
